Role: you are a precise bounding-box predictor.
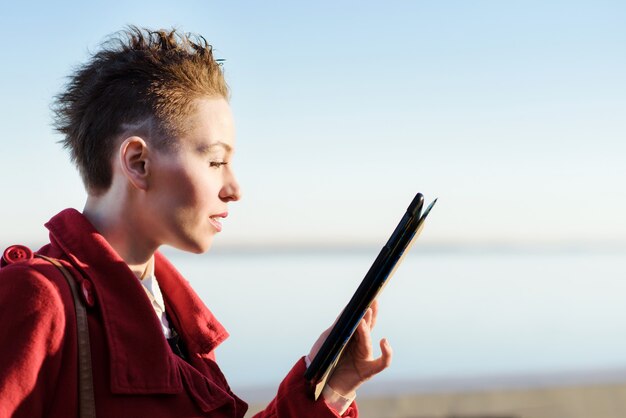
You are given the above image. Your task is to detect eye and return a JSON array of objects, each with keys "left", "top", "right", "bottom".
[{"left": 209, "top": 161, "right": 228, "bottom": 169}]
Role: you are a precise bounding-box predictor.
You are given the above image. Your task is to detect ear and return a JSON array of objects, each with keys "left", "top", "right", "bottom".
[{"left": 118, "top": 136, "right": 150, "bottom": 191}]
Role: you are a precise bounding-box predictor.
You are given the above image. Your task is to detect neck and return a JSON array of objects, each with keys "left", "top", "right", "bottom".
[{"left": 83, "top": 193, "right": 156, "bottom": 279}]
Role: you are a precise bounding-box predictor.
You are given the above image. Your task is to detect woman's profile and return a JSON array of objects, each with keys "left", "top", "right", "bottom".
[{"left": 0, "top": 26, "right": 392, "bottom": 418}]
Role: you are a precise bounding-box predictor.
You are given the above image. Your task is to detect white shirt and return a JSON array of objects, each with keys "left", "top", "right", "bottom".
[{"left": 137, "top": 258, "right": 173, "bottom": 338}]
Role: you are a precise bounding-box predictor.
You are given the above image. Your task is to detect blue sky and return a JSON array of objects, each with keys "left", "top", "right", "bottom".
[{"left": 1, "top": 1, "right": 624, "bottom": 248}]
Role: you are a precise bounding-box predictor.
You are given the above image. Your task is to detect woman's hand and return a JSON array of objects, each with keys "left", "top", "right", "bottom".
[{"left": 308, "top": 300, "right": 393, "bottom": 396}]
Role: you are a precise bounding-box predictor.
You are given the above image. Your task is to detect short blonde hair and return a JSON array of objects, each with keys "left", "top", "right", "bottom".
[{"left": 53, "top": 26, "right": 229, "bottom": 193}]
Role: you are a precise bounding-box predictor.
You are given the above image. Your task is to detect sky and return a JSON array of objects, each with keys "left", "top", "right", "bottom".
[{"left": 0, "top": 0, "right": 625, "bottom": 249}]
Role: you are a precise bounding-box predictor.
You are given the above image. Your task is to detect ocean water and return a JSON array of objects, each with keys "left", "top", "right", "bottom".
[{"left": 163, "top": 248, "right": 626, "bottom": 393}]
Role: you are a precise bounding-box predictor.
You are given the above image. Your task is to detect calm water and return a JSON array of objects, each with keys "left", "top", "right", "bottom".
[{"left": 163, "top": 248, "right": 626, "bottom": 392}]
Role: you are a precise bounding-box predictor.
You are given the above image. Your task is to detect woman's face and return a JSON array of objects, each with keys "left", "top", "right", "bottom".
[{"left": 146, "top": 97, "right": 241, "bottom": 253}]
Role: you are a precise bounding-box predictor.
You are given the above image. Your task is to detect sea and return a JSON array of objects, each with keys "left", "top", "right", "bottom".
[{"left": 163, "top": 246, "right": 626, "bottom": 400}]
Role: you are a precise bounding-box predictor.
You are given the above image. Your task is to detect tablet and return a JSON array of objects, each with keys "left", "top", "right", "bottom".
[{"left": 304, "top": 192, "right": 437, "bottom": 399}]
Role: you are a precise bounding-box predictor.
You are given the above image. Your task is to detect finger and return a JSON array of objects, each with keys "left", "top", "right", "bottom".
[
  {"left": 369, "top": 300, "right": 379, "bottom": 330},
  {"left": 364, "top": 338, "right": 393, "bottom": 378},
  {"left": 353, "top": 317, "right": 374, "bottom": 359},
  {"left": 363, "top": 306, "right": 373, "bottom": 329},
  {"left": 379, "top": 338, "right": 393, "bottom": 368}
]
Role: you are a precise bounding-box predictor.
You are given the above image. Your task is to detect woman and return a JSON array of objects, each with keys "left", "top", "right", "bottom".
[{"left": 0, "top": 27, "right": 391, "bottom": 417}]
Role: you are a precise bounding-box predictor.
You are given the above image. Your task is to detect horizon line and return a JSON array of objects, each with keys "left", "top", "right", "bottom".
[{"left": 3, "top": 240, "right": 625, "bottom": 256}]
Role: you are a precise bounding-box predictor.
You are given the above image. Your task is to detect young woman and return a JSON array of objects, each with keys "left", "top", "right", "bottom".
[{"left": 0, "top": 27, "right": 391, "bottom": 418}]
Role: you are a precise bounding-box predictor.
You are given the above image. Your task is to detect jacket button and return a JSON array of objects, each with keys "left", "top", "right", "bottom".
[
  {"left": 2, "top": 245, "right": 34, "bottom": 266},
  {"left": 81, "top": 280, "right": 95, "bottom": 307}
]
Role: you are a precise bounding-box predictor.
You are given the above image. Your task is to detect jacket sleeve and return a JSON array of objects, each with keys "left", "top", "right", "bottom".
[
  {"left": 0, "top": 264, "right": 66, "bottom": 418},
  {"left": 252, "top": 357, "right": 358, "bottom": 418}
]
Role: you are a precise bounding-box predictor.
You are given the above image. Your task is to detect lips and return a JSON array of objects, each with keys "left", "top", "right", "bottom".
[{"left": 209, "top": 212, "right": 228, "bottom": 232}]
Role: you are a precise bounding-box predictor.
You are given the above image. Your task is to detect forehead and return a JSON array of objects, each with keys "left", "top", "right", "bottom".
[{"left": 177, "top": 97, "right": 235, "bottom": 153}]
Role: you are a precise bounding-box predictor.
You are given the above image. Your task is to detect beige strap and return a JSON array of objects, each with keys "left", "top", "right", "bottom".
[{"left": 38, "top": 255, "right": 96, "bottom": 418}]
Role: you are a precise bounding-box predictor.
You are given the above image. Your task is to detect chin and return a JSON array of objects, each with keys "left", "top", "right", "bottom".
[
  {"left": 191, "top": 240, "right": 214, "bottom": 254},
  {"left": 174, "top": 236, "right": 215, "bottom": 254}
]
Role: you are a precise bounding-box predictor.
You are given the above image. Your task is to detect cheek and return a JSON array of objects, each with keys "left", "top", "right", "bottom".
[
  {"left": 195, "top": 182, "right": 223, "bottom": 214},
  {"left": 165, "top": 170, "right": 197, "bottom": 206},
  {"left": 167, "top": 168, "right": 220, "bottom": 214},
  {"left": 151, "top": 157, "right": 222, "bottom": 219},
  {"left": 151, "top": 164, "right": 200, "bottom": 221}
]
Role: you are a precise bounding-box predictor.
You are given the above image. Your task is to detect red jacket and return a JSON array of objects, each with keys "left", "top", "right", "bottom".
[{"left": 0, "top": 209, "right": 357, "bottom": 418}]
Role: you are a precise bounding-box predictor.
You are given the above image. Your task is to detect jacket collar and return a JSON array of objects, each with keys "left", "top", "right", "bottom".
[{"left": 44, "top": 208, "right": 229, "bottom": 394}]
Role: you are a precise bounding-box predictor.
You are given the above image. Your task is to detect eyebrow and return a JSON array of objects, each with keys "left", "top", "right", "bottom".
[{"left": 196, "top": 141, "right": 232, "bottom": 154}]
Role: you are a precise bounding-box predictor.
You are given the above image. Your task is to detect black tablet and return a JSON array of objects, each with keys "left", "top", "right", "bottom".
[{"left": 304, "top": 192, "right": 437, "bottom": 399}]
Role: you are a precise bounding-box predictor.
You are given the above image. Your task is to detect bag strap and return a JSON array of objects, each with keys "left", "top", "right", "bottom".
[{"left": 38, "top": 255, "right": 97, "bottom": 418}]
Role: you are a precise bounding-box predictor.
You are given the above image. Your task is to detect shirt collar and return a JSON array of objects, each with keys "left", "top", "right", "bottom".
[{"left": 138, "top": 260, "right": 172, "bottom": 338}]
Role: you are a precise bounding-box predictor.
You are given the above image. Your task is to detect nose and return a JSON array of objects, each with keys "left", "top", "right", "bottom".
[{"left": 219, "top": 169, "right": 241, "bottom": 202}]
